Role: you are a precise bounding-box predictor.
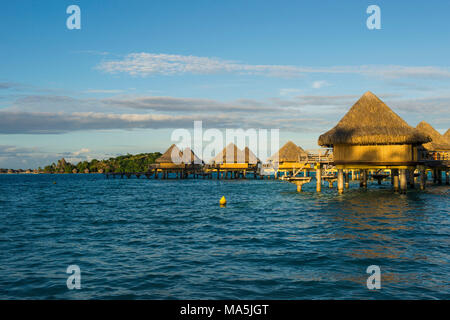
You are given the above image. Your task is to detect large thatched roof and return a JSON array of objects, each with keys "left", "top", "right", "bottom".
[
  {"left": 416, "top": 121, "right": 450, "bottom": 151},
  {"left": 268, "top": 141, "right": 307, "bottom": 162},
  {"left": 318, "top": 91, "right": 431, "bottom": 146},
  {"left": 156, "top": 144, "right": 183, "bottom": 163}
]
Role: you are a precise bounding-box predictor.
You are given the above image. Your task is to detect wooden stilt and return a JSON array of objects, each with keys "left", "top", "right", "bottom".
[
  {"left": 408, "top": 169, "right": 415, "bottom": 189},
  {"left": 338, "top": 169, "right": 344, "bottom": 194},
  {"left": 393, "top": 169, "right": 399, "bottom": 192},
  {"left": 420, "top": 169, "right": 426, "bottom": 190},
  {"left": 316, "top": 164, "right": 322, "bottom": 193},
  {"left": 344, "top": 170, "right": 349, "bottom": 188},
  {"left": 360, "top": 170, "right": 367, "bottom": 188},
  {"left": 437, "top": 170, "right": 443, "bottom": 184},
  {"left": 400, "top": 169, "right": 407, "bottom": 193}
]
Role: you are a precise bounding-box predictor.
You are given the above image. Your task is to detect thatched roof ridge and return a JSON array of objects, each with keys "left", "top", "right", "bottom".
[
  {"left": 416, "top": 121, "right": 450, "bottom": 151},
  {"left": 318, "top": 91, "right": 431, "bottom": 146},
  {"left": 444, "top": 129, "right": 450, "bottom": 143},
  {"left": 156, "top": 144, "right": 183, "bottom": 163},
  {"left": 268, "top": 141, "right": 307, "bottom": 162}
]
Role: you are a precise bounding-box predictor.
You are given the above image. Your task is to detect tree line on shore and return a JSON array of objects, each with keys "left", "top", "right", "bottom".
[{"left": 0, "top": 152, "right": 162, "bottom": 174}]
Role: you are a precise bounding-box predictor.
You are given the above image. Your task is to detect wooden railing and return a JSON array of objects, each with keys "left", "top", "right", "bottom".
[{"left": 418, "top": 151, "right": 450, "bottom": 161}]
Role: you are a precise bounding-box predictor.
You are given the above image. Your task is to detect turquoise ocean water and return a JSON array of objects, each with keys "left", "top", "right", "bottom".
[{"left": 0, "top": 174, "right": 448, "bottom": 299}]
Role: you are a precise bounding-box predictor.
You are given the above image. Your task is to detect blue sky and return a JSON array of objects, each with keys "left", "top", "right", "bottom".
[{"left": 1, "top": 0, "right": 450, "bottom": 168}]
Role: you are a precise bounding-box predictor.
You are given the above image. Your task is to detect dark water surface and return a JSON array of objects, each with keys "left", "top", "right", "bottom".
[{"left": 0, "top": 174, "right": 449, "bottom": 299}]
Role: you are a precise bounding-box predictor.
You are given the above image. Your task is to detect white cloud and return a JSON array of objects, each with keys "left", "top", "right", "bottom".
[
  {"left": 96, "top": 52, "right": 450, "bottom": 79},
  {"left": 72, "top": 148, "right": 90, "bottom": 156},
  {"left": 312, "top": 80, "right": 329, "bottom": 89}
]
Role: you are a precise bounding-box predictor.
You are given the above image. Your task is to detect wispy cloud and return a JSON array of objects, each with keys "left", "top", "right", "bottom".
[
  {"left": 96, "top": 52, "right": 450, "bottom": 79},
  {"left": 84, "top": 89, "right": 124, "bottom": 94},
  {"left": 312, "top": 80, "right": 329, "bottom": 89},
  {"left": 1, "top": 91, "right": 449, "bottom": 135}
]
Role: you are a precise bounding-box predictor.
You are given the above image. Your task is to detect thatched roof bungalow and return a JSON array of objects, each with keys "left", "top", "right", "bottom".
[
  {"left": 318, "top": 91, "right": 430, "bottom": 168},
  {"left": 156, "top": 144, "right": 203, "bottom": 168},
  {"left": 268, "top": 141, "right": 308, "bottom": 169},
  {"left": 211, "top": 143, "right": 258, "bottom": 169},
  {"left": 155, "top": 144, "right": 184, "bottom": 168},
  {"left": 416, "top": 121, "right": 450, "bottom": 152}
]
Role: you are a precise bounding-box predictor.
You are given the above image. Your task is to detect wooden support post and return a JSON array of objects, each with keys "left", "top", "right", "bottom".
[
  {"left": 360, "top": 170, "right": 367, "bottom": 188},
  {"left": 344, "top": 170, "right": 349, "bottom": 188},
  {"left": 328, "top": 180, "right": 333, "bottom": 188},
  {"left": 400, "top": 169, "right": 407, "bottom": 193},
  {"left": 420, "top": 169, "right": 426, "bottom": 190},
  {"left": 296, "top": 183, "right": 303, "bottom": 192},
  {"left": 446, "top": 171, "right": 449, "bottom": 185},
  {"left": 243, "top": 170, "right": 246, "bottom": 179},
  {"left": 337, "top": 169, "right": 344, "bottom": 194},
  {"left": 316, "top": 164, "right": 322, "bottom": 193},
  {"left": 437, "top": 170, "right": 443, "bottom": 184},
  {"left": 392, "top": 169, "right": 399, "bottom": 192},
  {"left": 351, "top": 169, "right": 355, "bottom": 181},
  {"left": 408, "top": 169, "right": 415, "bottom": 189}
]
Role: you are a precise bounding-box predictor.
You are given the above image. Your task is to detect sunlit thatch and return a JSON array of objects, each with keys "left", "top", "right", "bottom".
[
  {"left": 318, "top": 91, "right": 430, "bottom": 146},
  {"left": 156, "top": 144, "right": 183, "bottom": 163},
  {"left": 416, "top": 121, "right": 450, "bottom": 151},
  {"left": 268, "top": 141, "right": 307, "bottom": 163}
]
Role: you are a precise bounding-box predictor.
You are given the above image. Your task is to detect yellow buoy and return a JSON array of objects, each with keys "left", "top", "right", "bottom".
[{"left": 219, "top": 196, "right": 227, "bottom": 206}]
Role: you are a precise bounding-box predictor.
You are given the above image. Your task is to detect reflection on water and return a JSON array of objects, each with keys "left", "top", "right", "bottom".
[{"left": 0, "top": 174, "right": 448, "bottom": 299}]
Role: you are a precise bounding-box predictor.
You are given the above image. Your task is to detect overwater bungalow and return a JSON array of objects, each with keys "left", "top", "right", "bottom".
[
  {"left": 210, "top": 143, "right": 259, "bottom": 178},
  {"left": 154, "top": 144, "right": 203, "bottom": 178},
  {"left": 318, "top": 91, "right": 431, "bottom": 193},
  {"left": 268, "top": 141, "right": 309, "bottom": 177},
  {"left": 416, "top": 121, "right": 450, "bottom": 159},
  {"left": 156, "top": 144, "right": 184, "bottom": 168},
  {"left": 416, "top": 121, "right": 450, "bottom": 184}
]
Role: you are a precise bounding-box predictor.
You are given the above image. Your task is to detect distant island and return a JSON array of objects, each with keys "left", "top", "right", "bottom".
[{"left": 0, "top": 152, "right": 162, "bottom": 174}]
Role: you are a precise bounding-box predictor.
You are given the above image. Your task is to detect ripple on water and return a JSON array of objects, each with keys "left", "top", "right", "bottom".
[{"left": 0, "top": 174, "right": 449, "bottom": 299}]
